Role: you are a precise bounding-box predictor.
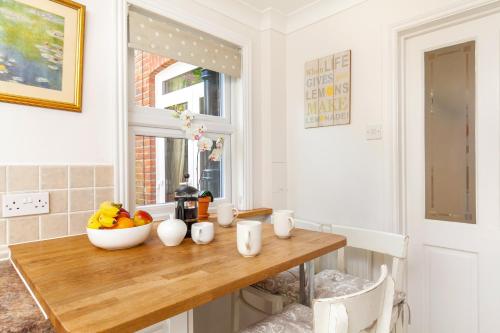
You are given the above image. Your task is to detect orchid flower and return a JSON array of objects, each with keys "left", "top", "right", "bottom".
[
  {"left": 179, "top": 111, "right": 194, "bottom": 130},
  {"left": 208, "top": 148, "right": 222, "bottom": 161},
  {"left": 197, "top": 137, "right": 213, "bottom": 152},
  {"left": 215, "top": 137, "right": 224, "bottom": 149}
]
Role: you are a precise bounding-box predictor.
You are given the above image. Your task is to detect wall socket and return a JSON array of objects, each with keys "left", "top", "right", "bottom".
[{"left": 2, "top": 192, "right": 49, "bottom": 218}]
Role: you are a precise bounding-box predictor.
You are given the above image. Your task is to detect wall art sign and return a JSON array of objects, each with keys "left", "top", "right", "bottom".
[
  {"left": 0, "top": 0, "right": 85, "bottom": 112},
  {"left": 304, "top": 50, "right": 351, "bottom": 128}
]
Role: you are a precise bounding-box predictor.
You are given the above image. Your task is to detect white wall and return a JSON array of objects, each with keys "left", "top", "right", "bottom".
[
  {"left": 0, "top": 0, "right": 115, "bottom": 165},
  {"left": 259, "top": 29, "right": 287, "bottom": 209},
  {"left": 285, "top": 0, "right": 466, "bottom": 231},
  {"left": 0, "top": 0, "right": 276, "bottom": 210}
]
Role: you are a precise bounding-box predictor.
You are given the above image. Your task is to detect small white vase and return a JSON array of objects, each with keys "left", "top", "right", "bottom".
[{"left": 157, "top": 214, "right": 187, "bottom": 246}]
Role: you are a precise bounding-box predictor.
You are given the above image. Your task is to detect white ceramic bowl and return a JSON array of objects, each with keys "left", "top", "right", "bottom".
[{"left": 86, "top": 223, "right": 153, "bottom": 250}]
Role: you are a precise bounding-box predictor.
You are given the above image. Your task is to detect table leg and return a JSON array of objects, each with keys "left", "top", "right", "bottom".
[{"left": 299, "top": 260, "right": 315, "bottom": 306}]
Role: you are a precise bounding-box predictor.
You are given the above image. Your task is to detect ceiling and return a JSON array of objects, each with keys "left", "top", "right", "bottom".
[
  {"left": 194, "top": 0, "right": 366, "bottom": 33},
  {"left": 235, "top": 0, "right": 322, "bottom": 15}
]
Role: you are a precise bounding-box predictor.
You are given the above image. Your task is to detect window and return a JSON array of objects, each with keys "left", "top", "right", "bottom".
[
  {"left": 134, "top": 134, "right": 225, "bottom": 205},
  {"left": 127, "top": 8, "right": 241, "bottom": 219},
  {"left": 425, "top": 41, "right": 476, "bottom": 223},
  {"left": 162, "top": 67, "right": 202, "bottom": 94}
]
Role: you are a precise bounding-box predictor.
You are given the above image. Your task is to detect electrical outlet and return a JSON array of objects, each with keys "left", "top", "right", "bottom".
[{"left": 2, "top": 192, "right": 49, "bottom": 218}]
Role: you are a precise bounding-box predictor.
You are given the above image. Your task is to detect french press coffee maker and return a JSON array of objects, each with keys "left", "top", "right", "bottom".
[{"left": 174, "top": 174, "right": 198, "bottom": 238}]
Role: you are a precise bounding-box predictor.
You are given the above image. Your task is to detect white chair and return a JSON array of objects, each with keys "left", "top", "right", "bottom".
[
  {"left": 240, "top": 265, "right": 395, "bottom": 333},
  {"left": 235, "top": 222, "right": 409, "bottom": 332}
]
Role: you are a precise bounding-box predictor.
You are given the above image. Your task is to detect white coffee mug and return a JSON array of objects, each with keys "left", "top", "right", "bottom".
[
  {"left": 191, "top": 222, "right": 214, "bottom": 245},
  {"left": 237, "top": 220, "right": 262, "bottom": 257},
  {"left": 217, "top": 203, "right": 239, "bottom": 227},
  {"left": 272, "top": 210, "right": 295, "bottom": 239}
]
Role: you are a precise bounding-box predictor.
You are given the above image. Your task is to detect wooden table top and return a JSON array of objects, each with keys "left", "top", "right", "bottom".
[{"left": 9, "top": 222, "right": 346, "bottom": 333}]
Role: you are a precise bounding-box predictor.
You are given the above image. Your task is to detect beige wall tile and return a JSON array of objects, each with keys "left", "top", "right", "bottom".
[
  {"left": 8, "top": 217, "right": 39, "bottom": 244},
  {"left": 95, "top": 187, "right": 114, "bottom": 208},
  {"left": 49, "top": 190, "right": 68, "bottom": 213},
  {"left": 70, "top": 189, "right": 94, "bottom": 212},
  {"left": 0, "top": 166, "right": 5, "bottom": 193},
  {"left": 69, "top": 211, "right": 92, "bottom": 235},
  {"left": 7, "top": 166, "right": 39, "bottom": 192},
  {"left": 70, "top": 166, "right": 94, "bottom": 188},
  {"left": 0, "top": 220, "right": 5, "bottom": 245},
  {"left": 95, "top": 166, "right": 114, "bottom": 187},
  {"left": 41, "top": 166, "right": 68, "bottom": 190},
  {"left": 41, "top": 214, "right": 68, "bottom": 239}
]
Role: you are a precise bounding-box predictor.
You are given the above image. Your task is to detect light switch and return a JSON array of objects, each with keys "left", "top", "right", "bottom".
[{"left": 366, "top": 124, "right": 383, "bottom": 140}]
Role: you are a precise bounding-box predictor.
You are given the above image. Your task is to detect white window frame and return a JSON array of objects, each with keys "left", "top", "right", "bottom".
[
  {"left": 128, "top": 126, "right": 232, "bottom": 220},
  {"left": 115, "top": 0, "right": 253, "bottom": 219},
  {"left": 128, "top": 52, "right": 235, "bottom": 220}
]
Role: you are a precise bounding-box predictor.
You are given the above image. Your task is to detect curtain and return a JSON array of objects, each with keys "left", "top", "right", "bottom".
[
  {"left": 166, "top": 138, "right": 187, "bottom": 201},
  {"left": 128, "top": 7, "right": 241, "bottom": 78}
]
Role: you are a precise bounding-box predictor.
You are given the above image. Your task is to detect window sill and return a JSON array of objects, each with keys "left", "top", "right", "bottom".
[
  {"left": 153, "top": 207, "right": 272, "bottom": 223},
  {"left": 207, "top": 207, "right": 272, "bottom": 221}
]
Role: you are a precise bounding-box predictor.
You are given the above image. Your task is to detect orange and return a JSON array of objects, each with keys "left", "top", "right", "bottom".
[{"left": 115, "top": 217, "right": 135, "bottom": 229}]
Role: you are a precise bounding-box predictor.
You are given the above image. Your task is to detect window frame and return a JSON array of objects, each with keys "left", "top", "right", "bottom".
[
  {"left": 116, "top": 1, "right": 253, "bottom": 218},
  {"left": 128, "top": 126, "right": 232, "bottom": 220},
  {"left": 127, "top": 50, "right": 235, "bottom": 220}
]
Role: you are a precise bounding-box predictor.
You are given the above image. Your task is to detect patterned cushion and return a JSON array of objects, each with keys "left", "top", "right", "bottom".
[
  {"left": 314, "top": 269, "right": 374, "bottom": 299},
  {"left": 254, "top": 268, "right": 374, "bottom": 305},
  {"left": 240, "top": 303, "right": 313, "bottom": 333},
  {"left": 251, "top": 271, "right": 408, "bottom": 331},
  {"left": 253, "top": 267, "right": 301, "bottom": 305}
]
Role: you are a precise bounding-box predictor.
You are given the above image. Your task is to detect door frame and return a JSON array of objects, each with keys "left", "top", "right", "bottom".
[{"left": 388, "top": 0, "right": 500, "bottom": 234}]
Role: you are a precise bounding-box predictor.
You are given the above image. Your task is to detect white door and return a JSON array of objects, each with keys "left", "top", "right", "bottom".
[{"left": 404, "top": 8, "right": 500, "bottom": 333}]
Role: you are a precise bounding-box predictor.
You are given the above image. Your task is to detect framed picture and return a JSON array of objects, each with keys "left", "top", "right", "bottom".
[
  {"left": 0, "top": 0, "right": 85, "bottom": 112},
  {"left": 304, "top": 50, "right": 351, "bottom": 128}
]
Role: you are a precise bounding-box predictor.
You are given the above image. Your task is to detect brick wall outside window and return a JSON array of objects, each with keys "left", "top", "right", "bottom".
[{"left": 134, "top": 50, "right": 176, "bottom": 205}]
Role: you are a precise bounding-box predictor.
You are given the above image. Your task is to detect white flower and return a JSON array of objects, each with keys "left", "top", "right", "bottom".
[
  {"left": 198, "top": 137, "right": 213, "bottom": 152},
  {"left": 179, "top": 110, "right": 194, "bottom": 122},
  {"left": 208, "top": 148, "right": 222, "bottom": 161},
  {"left": 215, "top": 137, "right": 224, "bottom": 149},
  {"left": 186, "top": 125, "right": 207, "bottom": 140},
  {"left": 179, "top": 110, "right": 195, "bottom": 130}
]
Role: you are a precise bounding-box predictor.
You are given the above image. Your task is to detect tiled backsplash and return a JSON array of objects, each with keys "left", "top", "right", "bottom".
[{"left": 0, "top": 165, "right": 114, "bottom": 245}]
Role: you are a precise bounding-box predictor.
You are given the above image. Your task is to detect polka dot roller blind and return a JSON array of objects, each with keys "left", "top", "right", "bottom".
[{"left": 128, "top": 8, "right": 242, "bottom": 78}]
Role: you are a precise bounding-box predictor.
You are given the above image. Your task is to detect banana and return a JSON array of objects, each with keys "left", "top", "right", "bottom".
[
  {"left": 99, "top": 201, "right": 120, "bottom": 218},
  {"left": 98, "top": 214, "right": 116, "bottom": 228},
  {"left": 87, "top": 211, "right": 102, "bottom": 229}
]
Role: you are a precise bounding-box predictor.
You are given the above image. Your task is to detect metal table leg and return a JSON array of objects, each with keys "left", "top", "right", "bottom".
[{"left": 299, "top": 260, "right": 315, "bottom": 306}]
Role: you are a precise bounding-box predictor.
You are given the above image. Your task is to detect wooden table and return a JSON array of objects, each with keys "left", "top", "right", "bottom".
[{"left": 9, "top": 223, "right": 346, "bottom": 333}]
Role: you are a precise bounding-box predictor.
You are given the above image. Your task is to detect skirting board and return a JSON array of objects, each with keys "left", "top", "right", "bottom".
[{"left": 0, "top": 245, "right": 9, "bottom": 260}]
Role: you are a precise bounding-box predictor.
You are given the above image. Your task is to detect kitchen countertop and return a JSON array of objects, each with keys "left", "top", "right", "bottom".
[
  {"left": 9, "top": 214, "right": 345, "bottom": 332},
  {"left": 0, "top": 260, "right": 54, "bottom": 333},
  {"left": 3, "top": 207, "right": 273, "bottom": 332}
]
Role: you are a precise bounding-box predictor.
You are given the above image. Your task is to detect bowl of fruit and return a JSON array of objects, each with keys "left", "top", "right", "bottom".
[{"left": 86, "top": 201, "right": 153, "bottom": 250}]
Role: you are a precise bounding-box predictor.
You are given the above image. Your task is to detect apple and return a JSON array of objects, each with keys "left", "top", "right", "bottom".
[
  {"left": 133, "top": 210, "right": 153, "bottom": 226},
  {"left": 117, "top": 207, "right": 130, "bottom": 219}
]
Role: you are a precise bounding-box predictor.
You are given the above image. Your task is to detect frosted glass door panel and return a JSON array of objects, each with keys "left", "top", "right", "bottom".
[{"left": 424, "top": 41, "right": 476, "bottom": 224}]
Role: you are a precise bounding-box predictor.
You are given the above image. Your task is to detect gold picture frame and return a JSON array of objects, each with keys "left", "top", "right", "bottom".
[{"left": 0, "top": 0, "right": 85, "bottom": 112}]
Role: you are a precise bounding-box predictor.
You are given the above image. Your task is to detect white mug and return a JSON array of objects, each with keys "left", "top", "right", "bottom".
[
  {"left": 191, "top": 222, "right": 214, "bottom": 245},
  {"left": 237, "top": 220, "right": 262, "bottom": 257},
  {"left": 217, "top": 203, "right": 239, "bottom": 227},
  {"left": 272, "top": 210, "right": 295, "bottom": 239}
]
